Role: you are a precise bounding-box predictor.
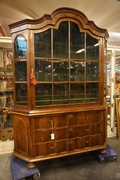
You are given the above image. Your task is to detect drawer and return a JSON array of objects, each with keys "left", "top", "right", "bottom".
[
  {"left": 33, "top": 116, "right": 54, "bottom": 129},
  {"left": 34, "top": 115, "right": 68, "bottom": 129},
  {"left": 74, "top": 137, "right": 85, "bottom": 150},
  {"left": 33, "top": 129, "right": 51, "bottom": 143},
  {"left": 56, "top": 140, "right": 68, "bottom": 153},
  {"left": 33, "top": 142, "right": 55, "bottom": 157},
  {"left": 74, "top": 125, "right": 90, "bottom": 137},
  {"left": 55, "top": 127, "right": 68, "bottom": 140},
  {"left": 74, "top": 112, "right": 86, "bottom": 125},
  {"left": 90, "top": 122, "right": 103, "bottom": 135},
  {"left": 90, "top": 133, "right": 104, "bottom": 146}
]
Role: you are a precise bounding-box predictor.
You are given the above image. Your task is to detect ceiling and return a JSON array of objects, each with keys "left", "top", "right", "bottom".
[{"left": 0, "top": 0, "right": 120, "bottom": 47}]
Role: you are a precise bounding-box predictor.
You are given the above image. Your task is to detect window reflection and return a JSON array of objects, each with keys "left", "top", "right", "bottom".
[
  {"left": 16, "top": 84, "right": 28, "bottom": 105},
  {"left": 86, "top": 34, "right": 99, "bottom": 60},
  {"left": 15, "top": 61, "right": 27, "bottom": 81},
  {"left": 86, "top": 62, "right": 99, "bottom": 81},
  {"left": 53, "top": 21, "right": 68, "bottom": 58},
  {"left": 86, "top": 83, "right": 99, "bottom": 102},
  {"left": 35, "top": 59, "right": 52, "bottom": 82},
  {"left": 34, "top": 30, "right": 51, "bottom": 58},
  {"left": 14, "top": 35, "right": 26, "bottom": 58},
  {"left": 53, "top": 60, "right": 69, "bottom": 81},
  {"left": 70, "top": 60, "right": 84, "bottom": 81},
  {"left": 70, "top": 84, "right": 84, "bottom": 103},
  {"left": 54, "top": 84, "right": 69, "bottom": 104},
  {"left": 70, "top": 22, "right": 84, "bottom": 59},
  {"left": 35, "top": 84, "right": 52, "bottom": 106}
]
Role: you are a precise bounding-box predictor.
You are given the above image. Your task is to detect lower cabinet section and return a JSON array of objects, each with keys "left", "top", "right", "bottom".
[{"left": 13, "top": 108, "right": 107, "bottom": 166}]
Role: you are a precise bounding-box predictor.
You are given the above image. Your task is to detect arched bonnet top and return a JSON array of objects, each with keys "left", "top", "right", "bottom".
[{"left": 9, "top": 7, "right": 109, "bottom": 39}]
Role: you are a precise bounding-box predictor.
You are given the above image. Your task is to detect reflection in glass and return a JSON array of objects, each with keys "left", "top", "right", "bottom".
[
  {"left": 86, "top": 62, "right": 99, "bottom": 81},
  {"left": 14, "top": 35, "right": 27, "bottom": 58},
  {"left": 34, "top": 29, "right": 51, "bottom": 58},
  {"left": 70, "top": 84, "right": 84, "bottom": 103},
  {"left": 86, "top": 83, "right": 99, "bottom": 102},
  {"left": 16, "top": 84, "right": 28, "bottom": 106},
  {"left": 53, "top": 60, "right": 68, "bottom": 81},
  {"left": 15, "top": 61, "right": 27, "bottom": 81},
  {"left": 53, "top": 21, "right": 68, "bottom": 58},
  {"left": 54, "top": 84, "right": 69, "bottom": 104},
  {"left": 70, "top": 22, "right": 84, "bottom": 59},
  {"left": 35, "top": 84, "right": 52, "bottom": 106},
  {"left": 86, "top": 33, "right": 99, "bottom": 60},
  {"left": 70, "top": 60, "right": 84, "bottom": 81},
  {"left": 35, "top": 59, "right": 52, "bottom": 82}
]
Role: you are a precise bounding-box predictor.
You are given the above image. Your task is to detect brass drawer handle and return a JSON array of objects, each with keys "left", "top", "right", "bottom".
[
  {"left": 85, "top": 128, "right": 89, "bottom": 132},
  {"left": 85, "top": 140, "right": 89, "bottom": 143},
  {"left": 69, "top": 128, "right": 73, "bottom": 132},
  {"left": 85, "top": 116, "right": 89, "bottom": 120},
  {"left": 49, "top": 120, "right": 54, "bottom": 124},
  {"left": 50, "top": 146, "right": 55, "bottom": 150},
  {"left": 68, "top": 114, "right": 73, "bottom": 118},
  {"left": 69, "top": 140, "right": 73, "bottom": 144}
]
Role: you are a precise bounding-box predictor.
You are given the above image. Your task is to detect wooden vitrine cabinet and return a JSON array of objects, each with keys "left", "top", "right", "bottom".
[{"left": 9, "top": 8, "right": 109, "bottom": 169}]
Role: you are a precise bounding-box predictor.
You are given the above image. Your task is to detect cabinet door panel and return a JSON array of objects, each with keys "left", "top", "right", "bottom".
[{"left": 14, "top": 117, "right": 28, "bottom": 156}]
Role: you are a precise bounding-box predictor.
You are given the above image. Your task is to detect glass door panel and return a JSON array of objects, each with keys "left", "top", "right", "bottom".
[
  {"left": 16, "top": 84, "right": 27, "bottom": 106},
  {"left": 70, "top": 60, "right": 85, "bottom": 81},
  {"left": 35, "top": 84, "right": 52, "bottom": 106},
  {"left": 86, "top": 34, "right": 99, "bottom": 60},
  {"left": 53, "top": 21, "right": 68, "bottom": 58},
  {"left": 70, "top": 22, "right": 84, "bottom": 59},
  {"left": 15, "top": 61, "right": 27, "bottom": 81},
  {"left": 14, "top": 35, "right": 27, "bottom": 58},
  {"left": 54, "top": 84, "right": 69, "bottom": 104},
  {"left": 34, "top": 29, "right": 51, "bottom": 58},
  {"left": 86, "top": 83, "right": 99, "bottom": 102},
  {"left": 70, "top": 84, "right": 84, "bottom": 103},
  {"left": 86, "top": 62, "right": 99, "bottom": 81},
  {"left": 53, "top": 60, "right": 69, "bottom": 81},
  {"left": 35, "top": 59, "right": 52, "bottom": 82},
  {"left": 14, "top": 35, "right": 27, "bottom": 106}
]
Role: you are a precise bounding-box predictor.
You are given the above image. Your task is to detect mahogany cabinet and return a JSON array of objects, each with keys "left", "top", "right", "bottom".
[{"left": 9, "top": 7, "right": 109, "bottom": 169}]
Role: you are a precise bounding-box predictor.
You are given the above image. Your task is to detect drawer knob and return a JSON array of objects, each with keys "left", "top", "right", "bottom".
[
  {"left": 69, "top": 140, "right": 73, "bottom": 144},
  {"left": 50, "top": 146, "right": 55, "bottom": 150},
  {"left": 85, "top": 140, "right": 89, "bottom": 143},
  {"left": 68, "top": 114, "right": 73, "bottom": 118},
  {"left": 85, "top": 116, "right": 89, "bottom": 120},
  {"left": 85, "top": 128, "right": 89, "bottom": 132},
  {"left": 69, "top": 128, "right": 73, "bottom": 132},
  {"left": 49, "top": 120, "right": 54, "bottom": 124}
]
